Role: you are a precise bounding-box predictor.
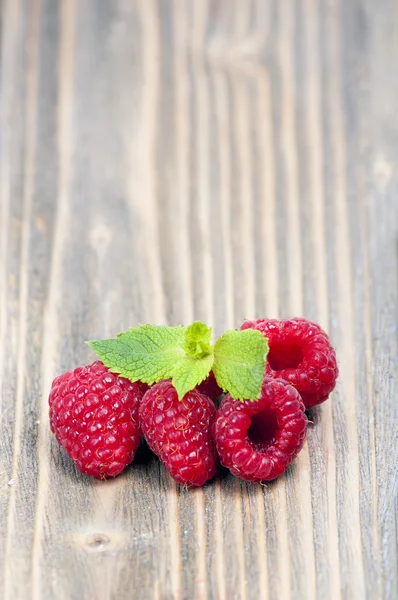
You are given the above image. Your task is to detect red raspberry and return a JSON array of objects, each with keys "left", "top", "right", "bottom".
[
  {"left": 241, "top": 318, "right": 338, "bottom": 409},
  {"left": 139, "top": 380, "right": 217, "bottom": 486},
  {"left": 197, "top": 371, "right": 223, "bottom": 401},
  {"left": 49, "top": 361, "right": 145, "bottom": 479},
  {"left": 213, "top": 378, "right": 307, "bottom": 482}
]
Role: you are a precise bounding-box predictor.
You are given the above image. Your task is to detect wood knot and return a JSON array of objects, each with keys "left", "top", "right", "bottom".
[{"left": 85, "top": 533, "right": 110, "bottom": 552}]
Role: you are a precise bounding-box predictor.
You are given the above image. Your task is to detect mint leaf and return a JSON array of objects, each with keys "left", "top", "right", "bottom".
[
  {"left": 183, "top": 321, "right": 212, "bottom": 358},
  {"left": 213, "top": 329, "right": 268, "bottom": 401},
  {"left": 88, "top": 321, "right": 215, "bottom": 399},
  {"left": 88, "top": 325, "right": 186, "bottom": 384},
  {"left": 88, "top": 321, "right": 267, "bottom": 401},
  {"left": 172, "top": 351, "right": 214, "bottom": 399}
]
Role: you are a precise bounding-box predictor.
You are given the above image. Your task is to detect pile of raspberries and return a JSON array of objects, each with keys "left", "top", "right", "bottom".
[{"left": 49, "top": 318, "right": 338, "bottom": 486}]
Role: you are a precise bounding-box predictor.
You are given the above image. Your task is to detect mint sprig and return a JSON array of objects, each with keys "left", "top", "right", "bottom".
[{"left": 88, "top": 320, "right": 268, "bottom": 401}]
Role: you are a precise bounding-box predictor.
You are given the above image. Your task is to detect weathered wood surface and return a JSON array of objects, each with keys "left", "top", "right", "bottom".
[{"left": 1, "top": 1, "right": 397, "bottom": 599}]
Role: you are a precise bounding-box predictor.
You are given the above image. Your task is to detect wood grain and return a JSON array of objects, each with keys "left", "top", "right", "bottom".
[{"left": 1, "top": 0, "right": 397, "bottom": 598}]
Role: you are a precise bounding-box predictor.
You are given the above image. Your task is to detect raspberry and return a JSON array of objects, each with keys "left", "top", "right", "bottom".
[
  {"left": 197, "top": 371, "right": 223, "bottom": 401},
  {"left": 241, "top": 318, "right": 338, "bottom": 409},
  {"left": 213, "top": 378, "right": 307, "bottom": 482},
  {"left": 49, "top": 361, "right": 145, "bottom": 479},
  {"left": 139, "top": 380, "right": 217, "bottom": 486}
]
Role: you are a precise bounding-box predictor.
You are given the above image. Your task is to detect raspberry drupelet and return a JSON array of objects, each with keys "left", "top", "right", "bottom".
[
  {"left": 139, "top": 380, "right": 217, "bottom": 486},
  {"left": 213, "top": 378, "right": 307, "bottom": 482},
  {"left": 197, "top": 371, "right": 223, "bottom": 401},
  {"left": 241, "top": 318, "right": 338, "bottom": 409},
  {"left": 49, "top": 361, "right": 146, "bottom": 479}
]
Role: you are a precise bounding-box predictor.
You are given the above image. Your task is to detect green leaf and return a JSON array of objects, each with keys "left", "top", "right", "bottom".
[
  {"left": 88, "top": 322, "right": 215, "bottom": 398},
  {"left": 212, "top": 329, "right": 268, "bottom": 401},
  {"left": 172, "top": 351, "right": 214, "bottom": 399},
  {"left": 88, "top": 321, "right": 268, "bottom": 402},
  {"left": 183, "top": 321, "right": 212, "bottom": 358},
  {"left": 88, "top": 324, "right": 187, "bottom": 384}
]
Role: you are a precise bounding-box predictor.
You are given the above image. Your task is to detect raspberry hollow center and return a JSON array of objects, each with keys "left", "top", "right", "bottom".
[
  {"left": 248, "top": 410, "right": 279, "bottom": 452},
  {"left": 267, "top": 342, "right": 303, "bottom": 371}
]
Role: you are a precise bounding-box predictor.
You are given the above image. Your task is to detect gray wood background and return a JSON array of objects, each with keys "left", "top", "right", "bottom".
[{"left": 1, "top": 0, "right": 397, "bottom": 599}]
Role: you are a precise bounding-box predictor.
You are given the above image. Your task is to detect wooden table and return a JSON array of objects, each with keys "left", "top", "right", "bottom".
[{"left": 1, "top": 1, "right": 397, "bottom": 599}]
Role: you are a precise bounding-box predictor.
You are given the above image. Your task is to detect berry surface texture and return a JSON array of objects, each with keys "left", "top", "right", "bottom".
[
  {"left": 196, "top": 371, "right": 223, "bottom": 401},
  {"left": 241, "top": 317, "right": 338, "bottom": 409},
  {"left": 213, "top": 378, "right": 307, "bottom": 482},
  {"left": 49, "top": 361, "right": 145, "bottom": 479},
  {"left": 139, "top": 380, "right": 217, "bottom": 486}
]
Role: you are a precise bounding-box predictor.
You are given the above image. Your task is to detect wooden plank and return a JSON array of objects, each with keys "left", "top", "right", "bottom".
[{"left": 0, "top": 0, "right": 397, "bottom": 598}]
